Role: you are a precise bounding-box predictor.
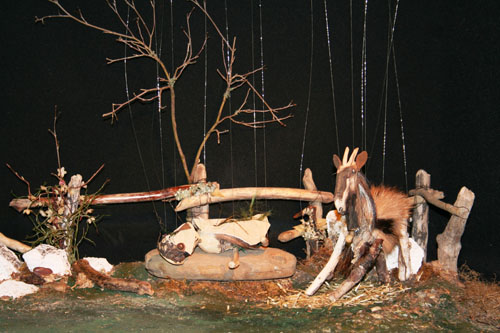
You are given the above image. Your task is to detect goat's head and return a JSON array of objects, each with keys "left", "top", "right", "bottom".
[{"left": 332, "top": 147, "right": 368, "bottom": 215}]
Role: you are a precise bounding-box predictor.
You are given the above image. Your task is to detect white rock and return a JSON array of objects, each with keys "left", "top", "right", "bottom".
[
  {"left": 0, "top": 280, "right": 39, "bottom": 299},
  {"left": 22, "top": 244, "right": 71, "bottom": 276},
  {"left": 83, "top": 257, "right": 114, "bottom": 274},
  {"left": 0, "top": 244, "right": 23, "bottom": 281},
  {"left": 385, "top": 238, "right": 424, "bottom": 275}
]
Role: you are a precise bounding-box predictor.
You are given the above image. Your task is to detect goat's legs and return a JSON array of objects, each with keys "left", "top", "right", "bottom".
[{"left": 329, "top": 239, "right": 383, "bottom": 302}]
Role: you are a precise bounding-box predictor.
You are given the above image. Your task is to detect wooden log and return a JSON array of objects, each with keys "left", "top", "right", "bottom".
[
  {"left": 175, "top": 187, "right": 334, "bottom": 211},
  {"left": 0, "top": 232, "right": 31, "bottom": 253},
  {"left": 72, "top": 259, "right": 154, "bottom": 295},
  {"left": 305, "top": 220, "right": 347, "bottom": 296},
  {"left": 411, "top": 169, "right": 430, "bottom": 262},
  {"left": 329, "top": 239, "right": 383, "bottom": 302},
  {"left": 436, "top": 186, "right": 475, "bottom": 274}
]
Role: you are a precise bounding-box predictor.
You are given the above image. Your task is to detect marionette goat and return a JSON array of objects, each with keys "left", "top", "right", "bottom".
[
  {"left": 306, "top": 147, "right": 413, "bottom": 298},
  {"left": 333, "top": 147, "right": 412, "bottom": 280}
]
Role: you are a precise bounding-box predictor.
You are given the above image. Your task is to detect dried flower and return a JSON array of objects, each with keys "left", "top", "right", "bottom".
[
  {"left": 57, "top": 167, "right": 67, "bottom": 179},
  {"left": 23, "top": 208, "right": 32, "bottom": 215}
]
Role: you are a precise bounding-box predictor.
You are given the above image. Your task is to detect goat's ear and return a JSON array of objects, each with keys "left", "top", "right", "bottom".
[
  {"left": 333, "top": 154, "right": 342, "bottom": 169},
  {"left": 355, "top": 151, "right": 368, "bottom": 170}
]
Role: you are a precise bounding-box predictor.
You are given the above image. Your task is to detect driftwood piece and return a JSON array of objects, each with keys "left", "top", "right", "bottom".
[
  {"left": 305, "top": 220, "right": 347, "bottom": 296},
  {"left": 411, "top": 170, "right": 430, "bottom": 262},
  {"left": 175, "top": 187, "right": 334, "bottom": 211},
  {"left": 187, "top": 163, "right": 209, "bottom": 223},
  {"left": 436, "top": 186, "right": 475, "bottom": 274},
  {"left": 0, "top": 232, "right": 31, "bottom": 253},
  {"left": 72, "top": 259, "right": 154, "bottom": 296},
  {"left": 329, "top": 239, "right": 383, "bottom": 302}
]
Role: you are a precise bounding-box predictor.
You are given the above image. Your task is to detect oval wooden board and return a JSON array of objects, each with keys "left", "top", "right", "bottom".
[{"left": 145, "top": 247, "right": 296, "bottom": 281}]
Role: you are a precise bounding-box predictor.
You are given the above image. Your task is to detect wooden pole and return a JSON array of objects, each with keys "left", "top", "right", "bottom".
[
  {"left": 175, "top": 187, "right": 334, "bottom": 211},
  {"left": 302, "top": 168, "right": 323, "bottom": 257},
  {"left": 9, "top": 185, "right": 193, "bottom": 212},
  {"left": 411, "top": 169, "right": 431, "bottom": 262},
  {"left": 436, "top": 186, "right": 475, "bottom": 274},
  {"left": 186, "top": 163, "right": 209, "bottom": 223}
]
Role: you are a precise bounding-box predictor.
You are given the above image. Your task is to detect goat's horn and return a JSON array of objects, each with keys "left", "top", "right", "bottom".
[
  {"left": 342, "top": 147, "right": 350, "bottom": 165},
  {"left": 347, "top": 147, "right": 359, "bottom": 166}
]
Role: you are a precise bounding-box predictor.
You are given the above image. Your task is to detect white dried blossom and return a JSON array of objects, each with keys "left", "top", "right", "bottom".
[{"left": 57, "top": 167, "right": 67, "bottom": 179}]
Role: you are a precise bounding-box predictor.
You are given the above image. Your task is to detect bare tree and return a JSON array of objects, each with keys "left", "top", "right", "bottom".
[{"left": 36, "top": 0, "right": 293, "bottom": 183}]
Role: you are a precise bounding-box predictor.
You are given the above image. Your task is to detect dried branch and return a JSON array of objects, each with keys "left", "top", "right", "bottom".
[{"left": 6, "top": 163, "right": 33, "bottom": 200}]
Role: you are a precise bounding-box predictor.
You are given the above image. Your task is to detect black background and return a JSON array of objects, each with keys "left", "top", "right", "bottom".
[{"left": 1, "top": 1, "right": 499, "bottom": 278}]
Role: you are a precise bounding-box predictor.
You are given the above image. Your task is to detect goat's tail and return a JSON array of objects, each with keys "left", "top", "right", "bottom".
[{"left": 371, "top": 185, "right": 414, "bottom": 254}]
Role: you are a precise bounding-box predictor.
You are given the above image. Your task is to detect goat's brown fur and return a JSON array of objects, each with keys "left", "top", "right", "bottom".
[{"left": 371, "top": 185, "right": 413, "bottom": 255}]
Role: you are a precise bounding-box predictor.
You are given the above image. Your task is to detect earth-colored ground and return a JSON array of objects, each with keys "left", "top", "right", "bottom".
[{"left": 1, "top": 257, "right": 498, "bottom": 332}]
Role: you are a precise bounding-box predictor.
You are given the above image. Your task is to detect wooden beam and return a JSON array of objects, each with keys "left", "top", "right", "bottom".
[{"left": 409, "top": 187, "right": 470, "bottom": 219}]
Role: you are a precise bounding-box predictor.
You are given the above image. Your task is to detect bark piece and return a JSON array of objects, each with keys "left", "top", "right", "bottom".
[{"left": 72, "top": 259, "right": 154, "bottom": 296}]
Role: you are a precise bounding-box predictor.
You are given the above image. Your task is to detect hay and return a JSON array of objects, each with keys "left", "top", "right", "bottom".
[
  {"left": 263, "top": 279, "right": 411, "bottom": 309},
  {"left": 457, "top": 266, "right": 500, "bottom": 328}
]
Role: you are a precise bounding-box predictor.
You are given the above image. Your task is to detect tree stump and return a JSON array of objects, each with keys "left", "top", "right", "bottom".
[{"left": 436, "top": 186, "right": 475, "bottom": 274}]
